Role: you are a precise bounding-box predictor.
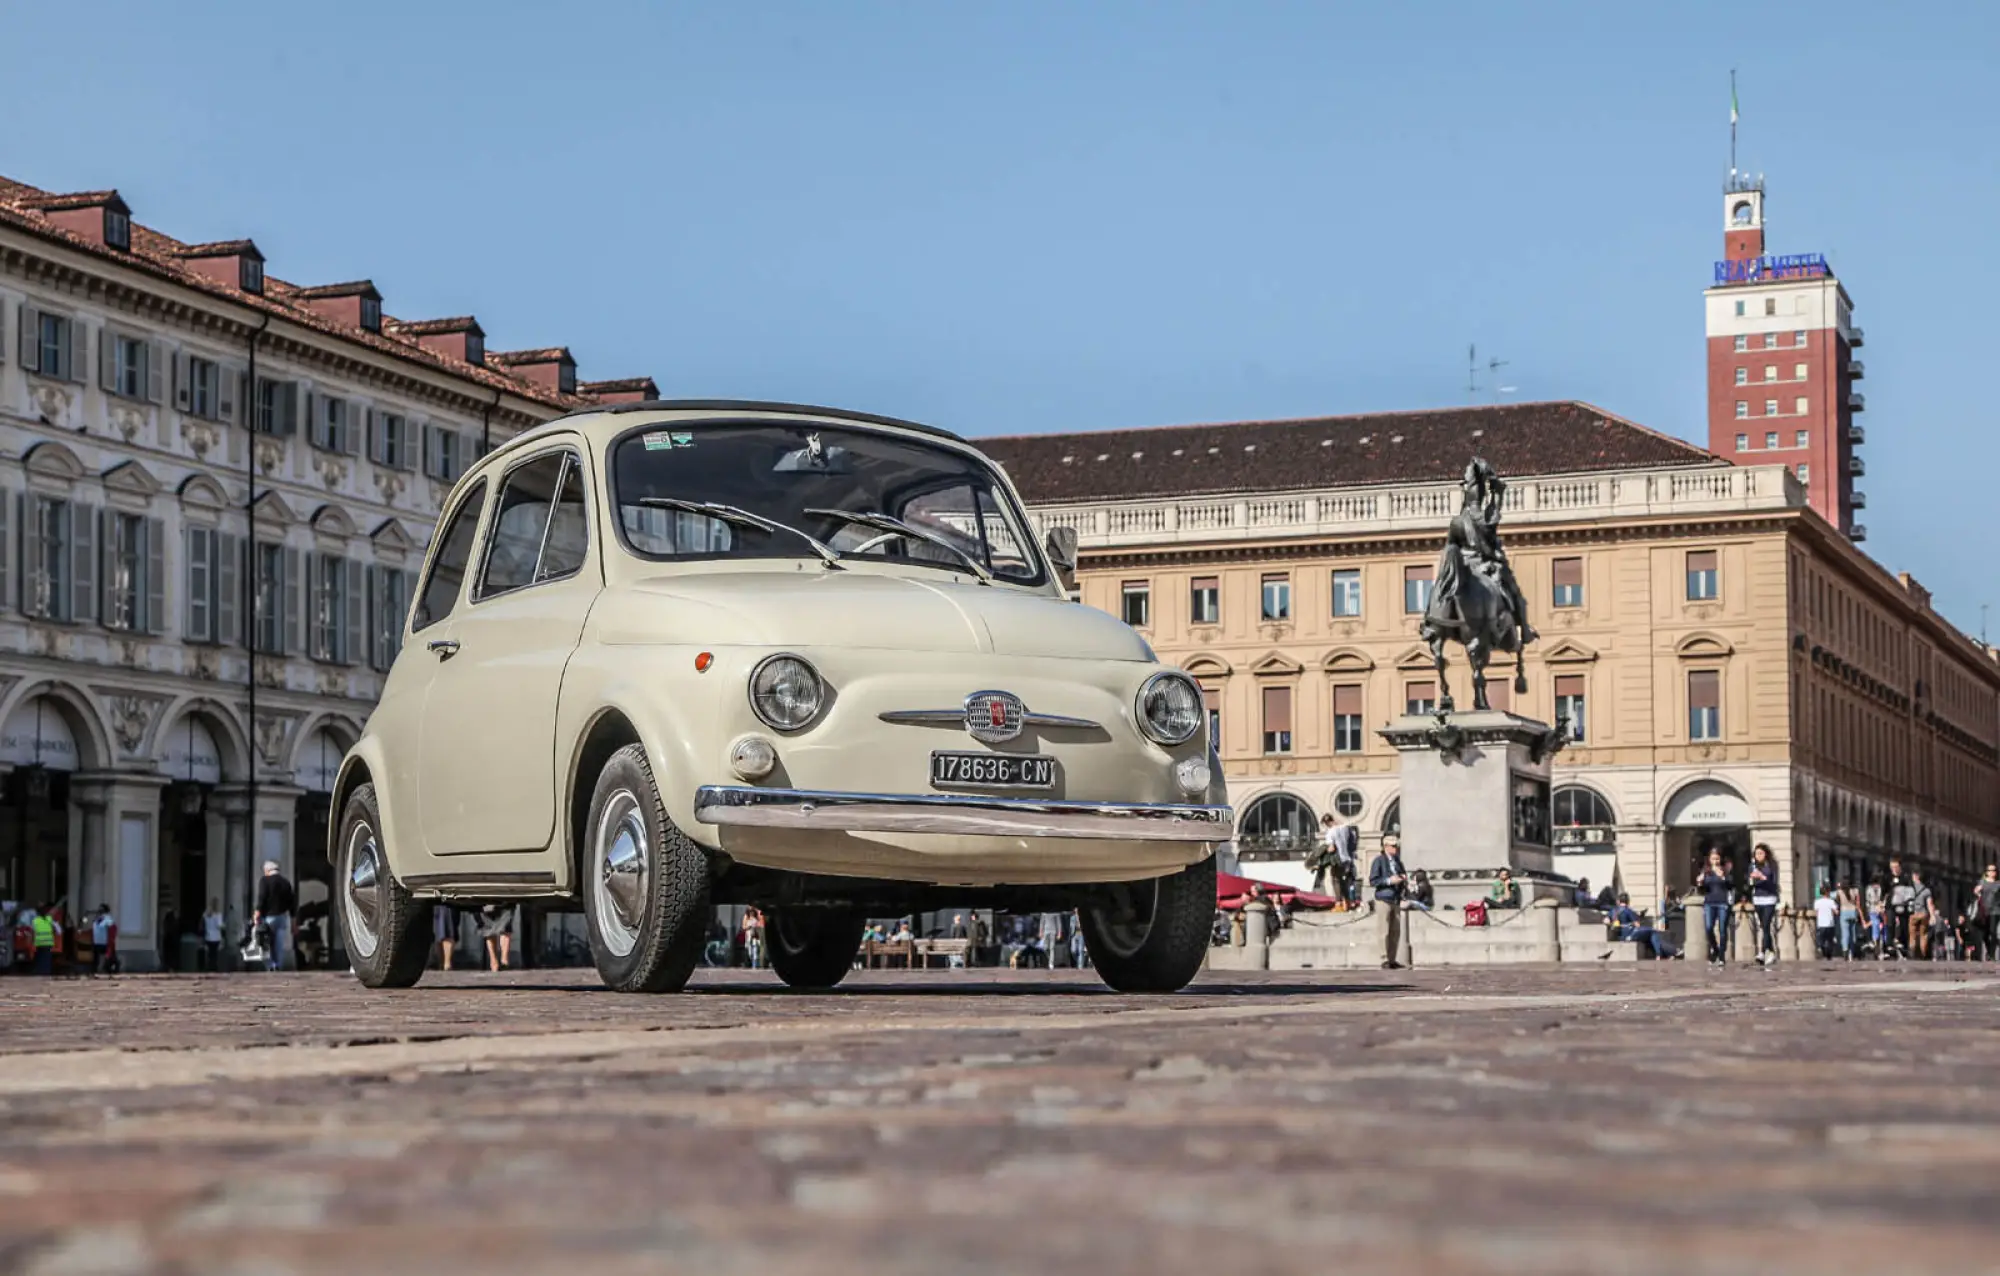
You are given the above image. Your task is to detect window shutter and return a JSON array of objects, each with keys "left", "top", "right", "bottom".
[
  {"left": 216, "top": 533, "right": 240, "bottom": 646},
  {"left": 364, "top": 408, "right": 379, "bottom": 464},
  {"left": 1555, "top": 674, "right": 1585, "bottom": 700},
  {"left": 421, "top": 423, "right": 439, "bottom": 478},
  {"left": 1553, "top": 557, "right": 1583, "bottom": 588},
  {"left": 70, "top": 504, "right": 97, "bottom": 624},
  {"left": 144, "top": 516, "right": 167, "bottom": 634},
  {"left": 0, "top": 300, "right": 6, "bottom": 366},
  {"left": 18, "top": 304, "right": 40, "bottom": 373},
  {"left": 20, "top": 493, "right": 40, "bottom": 617},
  {"left": 67, "top": 321, "right": 88, "bottom": 383},
  {"left": 399, "top": 420, "right": 419, "bottom": 471},
  {"left": 343, "top": 557, "right": 364, "bottom": 663},
  {"left": 342, "top": 403, "right": 362, "bottom": 457},
  {"left": 1262, "top": 686, "right": 1291, "bottom": 734},
  {"left": 283, "top": 546, "right": 303, "bottom": 653},
  {"left": 146, "top": 342, "right": 167, "bottom": 404},
  {"left": 1333, "top": 684, "right": 1362, "bottom": 716},
  {"left": 283, "top": 382, "right": 303, "bottom": 437},
  {"left": 217, "top": 365, "right": 238, "bottom": 424},
  {"left": 184, "top": 526, "right": 206, "bottom": 641},
  {"left": 365, "top": 565, "right": 382, "bottom": 669},
  {"left": 98, "top": 327, "right": 118, "bottom": 391},
  {"left": 0, "top": 488, "right": 9, "bottom": 612}
]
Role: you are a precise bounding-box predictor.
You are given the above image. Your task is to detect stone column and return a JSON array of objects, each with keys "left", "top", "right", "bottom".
[
  {"left": 1779, "top": 910, "right": 1802, "bottom": 963},
  {"left": 69, "top": 776, "right": 113, "bottom": 922},
  {"left": 1530, "top": 897, "right": 1562, "bottom": 962},
  {"left": 1241, "top": 899, "right": 1273, "bottom": 970},
  {"left": 1682, "top": 892, "right": 1709, "bottom": 963},
  {"left": 1733, "top": 906, "right": 1756, "bottom": 963},
  {"left": 211, "top": 786, "right": 254, "bottom": 951}
]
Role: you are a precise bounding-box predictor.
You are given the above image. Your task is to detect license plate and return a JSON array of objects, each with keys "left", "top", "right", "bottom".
[{"left": 930, "top": 751, "right": 1056, "bottom": 789}]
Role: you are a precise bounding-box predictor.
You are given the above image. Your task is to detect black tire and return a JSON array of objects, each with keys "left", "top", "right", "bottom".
[
  {"left": 582, "top": 743, "right": 710, "bottom": 993},
  {"left": 766, "top": 908, "right": 865, "bottom": 989},
  {"left": 1080, "top": 854, "right": 1217, "bottom": 993},
  {"left": 337, "top": 782, "right": 430, "bottom": 989}
]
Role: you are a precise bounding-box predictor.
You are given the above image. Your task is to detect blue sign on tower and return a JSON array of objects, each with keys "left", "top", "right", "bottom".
[{"left": 1714, "top": 253, "right": 1830, "bottom": 285}]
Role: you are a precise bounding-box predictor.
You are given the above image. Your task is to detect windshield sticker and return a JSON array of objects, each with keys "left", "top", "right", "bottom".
[{"left": 642, "top": 431, "right": 695, "bottom": 452}]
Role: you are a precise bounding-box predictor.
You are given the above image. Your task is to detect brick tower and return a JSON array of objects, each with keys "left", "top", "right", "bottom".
[{"left": 1702, "top": 174, "right": 1865, "bottom": 538}]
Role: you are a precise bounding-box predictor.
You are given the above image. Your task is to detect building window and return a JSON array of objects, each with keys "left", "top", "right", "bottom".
[
  {"left": 1403, "top": 564, "right": 1433, "bottom": 614},
  {"left": 1685, "top": 549, "right": 1719, "bottom": 601},
  {"left": 1734, "top": 433, "right": 1748, "bottom": 451},
  {"left": 186, "top": 357, "right": 221, "bottom": 419},
  {"left": 1765, "top": 431, "right": 1779, "bottom": 449},
  {"left": 1333, "top": 787, "right": 1364, "bottom": 818},
  {"left": 1734, "top": 335, "right": 1748, "bottom": 352},
  {"left": 102, "top": 512, "right": 152, "bottom": 633},
  {"left": 1688, "top": 669, "right": 1722, "bottom": 740},
  {"left": 1404, "top": 679, "right": 1436, "bottom": 717},
  {"left": 22, "top": 495, "right": 78, "bottom": 622},
  {"left": 1734, "top": 367, "right": 1747, "bottom": 385},
  {"left": 183, "top": 527, "right": 242, "bottom": 646},
  {"left": 1260, "top": 573, "right": 1290, "bottom": 622},
  {"left": 1794, "top": 396, "right": 1808, "bottom": 415},
  {"left": 240, "top": 257, "right": 264, "bottom": 293},
  {"left": 370, "top": 411, "right": 418, "bottom": 470},
  {"left": 1796, "top": 463, "right": 1810, "bottom": 484},
  {"left": 423, "top": 424, "right": 468, "bottom": 481},
  {"left": 252, "top": 542, "right": 297, "bottom": 654},
  {"left": 1551, "top": 556, "right": 1583, "bottom": 608},
  {"left": 1794, "top": 429, "right": 1809, "bottom": 447},
  {"left": 1333, "top": 683, "right": 1363, "bottom": 753},
  {"left": 310, "top": 553, "right": 363, "bottom": 664},
  {"left": 35, "top": 312, "right": 76, "bottom": 380},
  {"left": 464, "top": 332, "right": 485, "bottom": 366},
  {"left": 1764, "top": 333, "right": 1779, "bottom": 348},
  {"left": 1764, "top": 297, "right": 1777, "bottom": 316},
  {"left": 1794, "top": 330, "right": 1807, "bottom": 346},
  {"left": 1733, "top": 299, "right": 1745, "bottom": 317},
  {"left": 112, "top": 335, "right": 149, "bottom": 400},
  {"left": 1121, "top": 581, "right": 1150, "bottom": 628},
  {"left": 1763, "top": 365, "right": 1777, "bottom": 382},
  {"left": 1331, "top": 568, "right": 1362, "bottom": 617},
  {"left": 312, "top": 395, "right": 357, "bottom": 454},
  {"left": 1189, "top": 575, "right": 1219, "bottom": 625},
  {"left": 1552, "top": 786, "right": 1616, "bottom": 847},
  {"left": 1237, "top": 792, "right": 1316, "bottom": 858},
  {"left": 1764, "top": 400, "right": 1778, "bottom": 416},
  {"left": 255, "top": 378, "right": 300, "bottom": 435},
  {"left": 1793, "top": 362, "right": 1808, "bottom": 380},
  {"left": 368, "top": 565, "right": 411, "bottom": 670},
  {"left": 104, "top": 208, "right": 130, "bottom": 250},
  {"left": 1202, "top": 686, "right": 1220, "bottom": 748},
  {"left": 1555, "top": 674, "right": 1586, "bottom": 741},
  {"left": 1261, "top": 685, "right": 1292, "bottom": 755},
  {"left": 1735, "top": 402, "right": 1748, "bottom": 419},
  {"left": 360, "top": 296, "right": 382, "bottom": 333}
]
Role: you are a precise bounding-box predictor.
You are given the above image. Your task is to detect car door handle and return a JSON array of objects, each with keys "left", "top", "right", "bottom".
[{"left": 427, "top": 639, "right": 460, "bottom": 659}]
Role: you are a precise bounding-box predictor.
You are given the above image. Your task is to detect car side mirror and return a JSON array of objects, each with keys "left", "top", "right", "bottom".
[{"left": 1043, "top": 525, "right": 1078, "bottom": 595}]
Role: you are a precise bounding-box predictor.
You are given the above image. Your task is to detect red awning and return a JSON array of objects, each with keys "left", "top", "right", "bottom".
[{"left": 1217, "top": 871, "right": 1341, "bottom": 911}]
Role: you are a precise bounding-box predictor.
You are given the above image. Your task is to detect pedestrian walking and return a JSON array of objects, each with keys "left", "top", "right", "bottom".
[
  {"left": 1368, "top": 834, "right": 1409, "bottom": 970},
  {"left": 29, "top": 906, "right": 57, "bottom": 976},
  {"left": 1886, "top": 858, "right": 1914, "bottom": 960},
  {"left": 1697, "top": 849, "right": 1733, "bottom": 968},
  {"left": 433, "top": 905, "right": 461, "bottom": 970},
  {"left": 201, "top": 899, "right": 224, "bottom": 971},
  {"left": 1836, "top": 879, "right": 1861, "bottom": 959},
  {"left": 479, "top": 904, "right": 516, "bottom": 971},
  {"left": 1865, "top": 877, "right": 1887, "bottom": 958},
  {"left": 1747, "top": 843, "right": 1780, "bottom": 967},
  {"left": 1976, "top": 865, "right": 2000, "bottom": 962},
  {"left": 1904, "top": 871, "right": 1933, "bottom": 960},
  {"left": 1812, "top": 885, "right": 1839, "bottom": 961},
  {"left": 252, "top": 860, "right": 296, "bottom": 972},
  {"left": 90, "top": 905, "right": 117, "bottom": 975}
]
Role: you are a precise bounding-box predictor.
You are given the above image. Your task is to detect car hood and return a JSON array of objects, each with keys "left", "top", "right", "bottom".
[{"left": 595, "top": 568, "right": 1152, "bottom": 661}]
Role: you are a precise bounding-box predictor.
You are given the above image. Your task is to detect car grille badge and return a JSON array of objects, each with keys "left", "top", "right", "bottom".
[{"left": 964, "top": 691, "right": 1026, "bottom": 744}]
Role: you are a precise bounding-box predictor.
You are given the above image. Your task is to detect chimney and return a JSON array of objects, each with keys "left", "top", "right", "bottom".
[
  {"left": 177, "top": 239, "right": 266, "bottom": 295},
  {"left": 386, "top": 316, "right": 485, "bottom": 366},
  {"left": 580, "top": 376, "right": 660, "bottom": 405},
  {"left": 292, "top": 280, "right": 383, "bottom": 333},
  {"left": 26, "top": 190, "right": 132, "bottom": 252},
  {"left": 488, "top": 347, "right": 578, "bottom": 395}
]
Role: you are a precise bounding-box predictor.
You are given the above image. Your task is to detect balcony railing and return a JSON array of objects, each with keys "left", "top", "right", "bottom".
[
  {"left": 1848, "top": 423, "right": 1866, "bottom": 445},
  {"left": 1848, "top": 456, "right": 1866, "bottom": 476},
  {"left": 1848, "top": 326, "right": 1865, "bottom": 348},
  {"left": 1028, "top": 464, "right": 1806, "bottom": 550},
  {"left": 1848, "top": 359, "right": 1865, "bottom": 380},
  {"left": 1851, "top": 490, "right": 1867, "bottom": 510},
  {"left": 1850, "top": 523, "right": 1868, "bottom": 542},
  {"left": 1847, "top": 391, "right": 1867, "bottom": 411}
]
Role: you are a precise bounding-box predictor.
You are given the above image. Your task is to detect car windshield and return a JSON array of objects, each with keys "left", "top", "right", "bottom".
[{"left": 609, "top": 421, "right": 1046, "bottom": 586}]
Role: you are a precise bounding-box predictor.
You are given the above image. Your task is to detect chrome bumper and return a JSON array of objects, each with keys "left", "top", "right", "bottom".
[{"left": 693, "top": 786, "right": 1233, "bottom": 842}]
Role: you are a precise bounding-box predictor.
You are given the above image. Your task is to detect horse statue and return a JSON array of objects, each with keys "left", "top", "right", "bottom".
[{"left": 1418, "top": 458, "right": 1539, "bottom": 714}]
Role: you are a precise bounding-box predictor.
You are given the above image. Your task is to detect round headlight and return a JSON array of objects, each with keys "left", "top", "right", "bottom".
[
  {"left": 749, "top": 654, "right": 824, "bottom": 732},
  {"left": 1136, "top": 671, "right": 1203, "bottom": 746}
]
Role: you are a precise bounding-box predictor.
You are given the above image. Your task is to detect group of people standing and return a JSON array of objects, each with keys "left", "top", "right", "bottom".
[{"left": 1808, "top": 859, "right": 2000, "bottom": 962}]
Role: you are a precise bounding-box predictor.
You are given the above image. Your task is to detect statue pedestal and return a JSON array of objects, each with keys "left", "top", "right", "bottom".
[{"left": 1378, "top": 711, "right": 1571, "bottom": 910}]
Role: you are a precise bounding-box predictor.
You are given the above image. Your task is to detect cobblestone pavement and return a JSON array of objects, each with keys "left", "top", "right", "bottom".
[{"left": 2, "top": 963, "right": 1998, "bottom": 1276}]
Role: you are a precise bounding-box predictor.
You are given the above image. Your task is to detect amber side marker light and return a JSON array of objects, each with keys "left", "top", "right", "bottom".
[{"left": 695, "top": 652, "right": 714, "bottom": 673}]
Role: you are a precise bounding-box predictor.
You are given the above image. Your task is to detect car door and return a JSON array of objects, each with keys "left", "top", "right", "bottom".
[
  {"left": 393, "top": 478, "right": 489, "bottom": 860},
  {"left": 417, "top": 441, "right": 600, "bottom": 857}
]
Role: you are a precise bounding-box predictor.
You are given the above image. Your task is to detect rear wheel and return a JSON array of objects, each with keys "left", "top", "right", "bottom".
[
  {"left": 338, "top": 783, "right": 429, "bottom": 989},
  {"left": 583, "top": 744, "right": 710, "bottom": 993},
  {"left": 1080, "top": 855, "right": 1216, "bottom": 993},
  {"left": 766, "top": 908, "right": 865, "bottom": 989}
]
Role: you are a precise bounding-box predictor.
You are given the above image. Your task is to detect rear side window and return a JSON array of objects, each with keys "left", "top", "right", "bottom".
[{"left": 413, "top": 484, "right": 487, "bottom": 632}]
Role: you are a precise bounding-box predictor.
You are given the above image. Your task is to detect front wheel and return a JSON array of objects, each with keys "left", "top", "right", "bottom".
[
  {"left": 1080, "top": 854, "right": 1216, "bottom": 993},
  {"left": 582, "top": 744, "right": 711, "bottom": 993},
  {"left": 337, "top": 782, "right": 430, "bottom": 989},
  {"left": 766, "top": 908, "right": 865, "bottom": 989}
]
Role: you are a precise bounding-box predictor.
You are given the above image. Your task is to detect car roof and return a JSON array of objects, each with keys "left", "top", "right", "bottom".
[{"left": 495, "top": 400, "right": 966, "bottom": 463}]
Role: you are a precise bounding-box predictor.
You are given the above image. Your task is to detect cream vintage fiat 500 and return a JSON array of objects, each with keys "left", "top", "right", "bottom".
[{"left": 333, "top": 401, "right": 1231, "bottom": 994}]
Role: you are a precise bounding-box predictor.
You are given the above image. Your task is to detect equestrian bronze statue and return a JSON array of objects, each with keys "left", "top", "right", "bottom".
[{"left": 1418, "top": 458, "right": 1539, "bottom": 714}]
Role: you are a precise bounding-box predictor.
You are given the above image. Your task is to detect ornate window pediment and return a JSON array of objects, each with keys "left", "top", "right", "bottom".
[
  {"left": 309, "top": 504, "right": 358, "bottom": 541},
  {"left": 100, "top": 460, "right": 163, "bottom": 510},
  {"left": 22, "top": 441, "right": 85, "bottom": 490},
  {"left": 250, "top": 490, "right": 300, "bottom": 527},
  {"left": 1675, "top": 632, "right": 1735, "bottom": 659},
  {"left": 1180, "top": 653, "right": 1231, "bottom": 679},
  {"left": 1393, "top": 644, "right": 1436, "bottom": 671},
  {"left": 1321, "top": 647, "right": 1375, "bottom": 674},
  {"left": 1249, "top": 651, "right": 1303, "bottom": 677},
  {"left": 178, "top": 474, "right": 230, "bottom": 514},
  {"left": 1542, "top": 639, "right": 1600, "bottom": 665}
]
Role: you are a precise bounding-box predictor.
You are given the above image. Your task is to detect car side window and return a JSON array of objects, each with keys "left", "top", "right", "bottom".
[
  {"left": 412, "top": 483, "right": 487, "bottom": 633},
  {"left": 477, "top": 449, "right": 586, "bottom": 599}
]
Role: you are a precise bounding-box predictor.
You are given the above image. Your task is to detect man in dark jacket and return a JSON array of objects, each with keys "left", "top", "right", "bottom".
[
  {"left": 252, "top": 860, "right": 297, "bottom": 972},
  {"left": 1976, "top": 865, "right": 2000, "bottom": 962},
  {"left": 1369, "top": 836, "right": 1409, "bottom": 970}
]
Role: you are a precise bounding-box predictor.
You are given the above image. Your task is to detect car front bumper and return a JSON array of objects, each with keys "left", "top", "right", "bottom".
[{"left": 693, "top": 785, "right": 1233, "bottom": 842}]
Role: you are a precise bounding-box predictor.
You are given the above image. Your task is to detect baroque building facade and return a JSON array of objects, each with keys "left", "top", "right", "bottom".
[
  {"left": 984, "top": 402, "right": 2000, "bottom": 913},
  {"left": 0, "top": 176, "right": 656, "bottom": 969}
]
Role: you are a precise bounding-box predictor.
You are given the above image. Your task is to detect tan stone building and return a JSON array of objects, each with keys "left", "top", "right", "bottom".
[{"left": 983, "top": 402, "right": 2000, "bottom": 911}]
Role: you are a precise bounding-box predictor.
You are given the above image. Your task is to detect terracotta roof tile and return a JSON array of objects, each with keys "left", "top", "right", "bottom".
[
  {"left": 175, "top": 238, "right": 261, "bottom": 259},
  {"left": 17, "top": 189, "right": 126, "bottom": 212},
  {"left": 488, "top": 347, "right": 571, "bottom": 366},
  {"left": 0, "top": 173, "right": 586, "bottom": 411},
  {"left": 580, "top": 377, "right": 659, "bottom": 396},
  {"left": 978, "top": 401, "right": 1719, "bottom": 505},
  {"left": 289, "top": 279, "right": 380, "bottom": 300},
  {"left": 385, "top": 315, "right": 482, "bottom": 337}
]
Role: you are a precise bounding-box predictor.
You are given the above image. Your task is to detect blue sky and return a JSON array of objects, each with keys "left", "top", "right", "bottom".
[{"left": 8, "top": 1, "right": 1999, "bottom": 631}]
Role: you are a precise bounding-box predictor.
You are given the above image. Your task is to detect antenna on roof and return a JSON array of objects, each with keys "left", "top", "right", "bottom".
[{"left": 1469, "top": 345, "right": 1510, "bottom": 402}]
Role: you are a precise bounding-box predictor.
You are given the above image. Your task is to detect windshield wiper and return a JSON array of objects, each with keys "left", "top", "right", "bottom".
[
  {"left": 636, "top": 498, "right": 845, "bottom": 570},
  {"left": 804, "top": 507, "right": 995, "bottom": 585}
]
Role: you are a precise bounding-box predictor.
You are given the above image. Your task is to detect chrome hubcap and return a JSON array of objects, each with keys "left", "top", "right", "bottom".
[
  {"left": 345, "top": 825, "right": 383, "bottom": 958},
  {"left": 1091, "top": 880, "right": 1159, "bottom": 959},
  {"left": 594, "top": 790, "right": 648, "bottom": 957}
]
